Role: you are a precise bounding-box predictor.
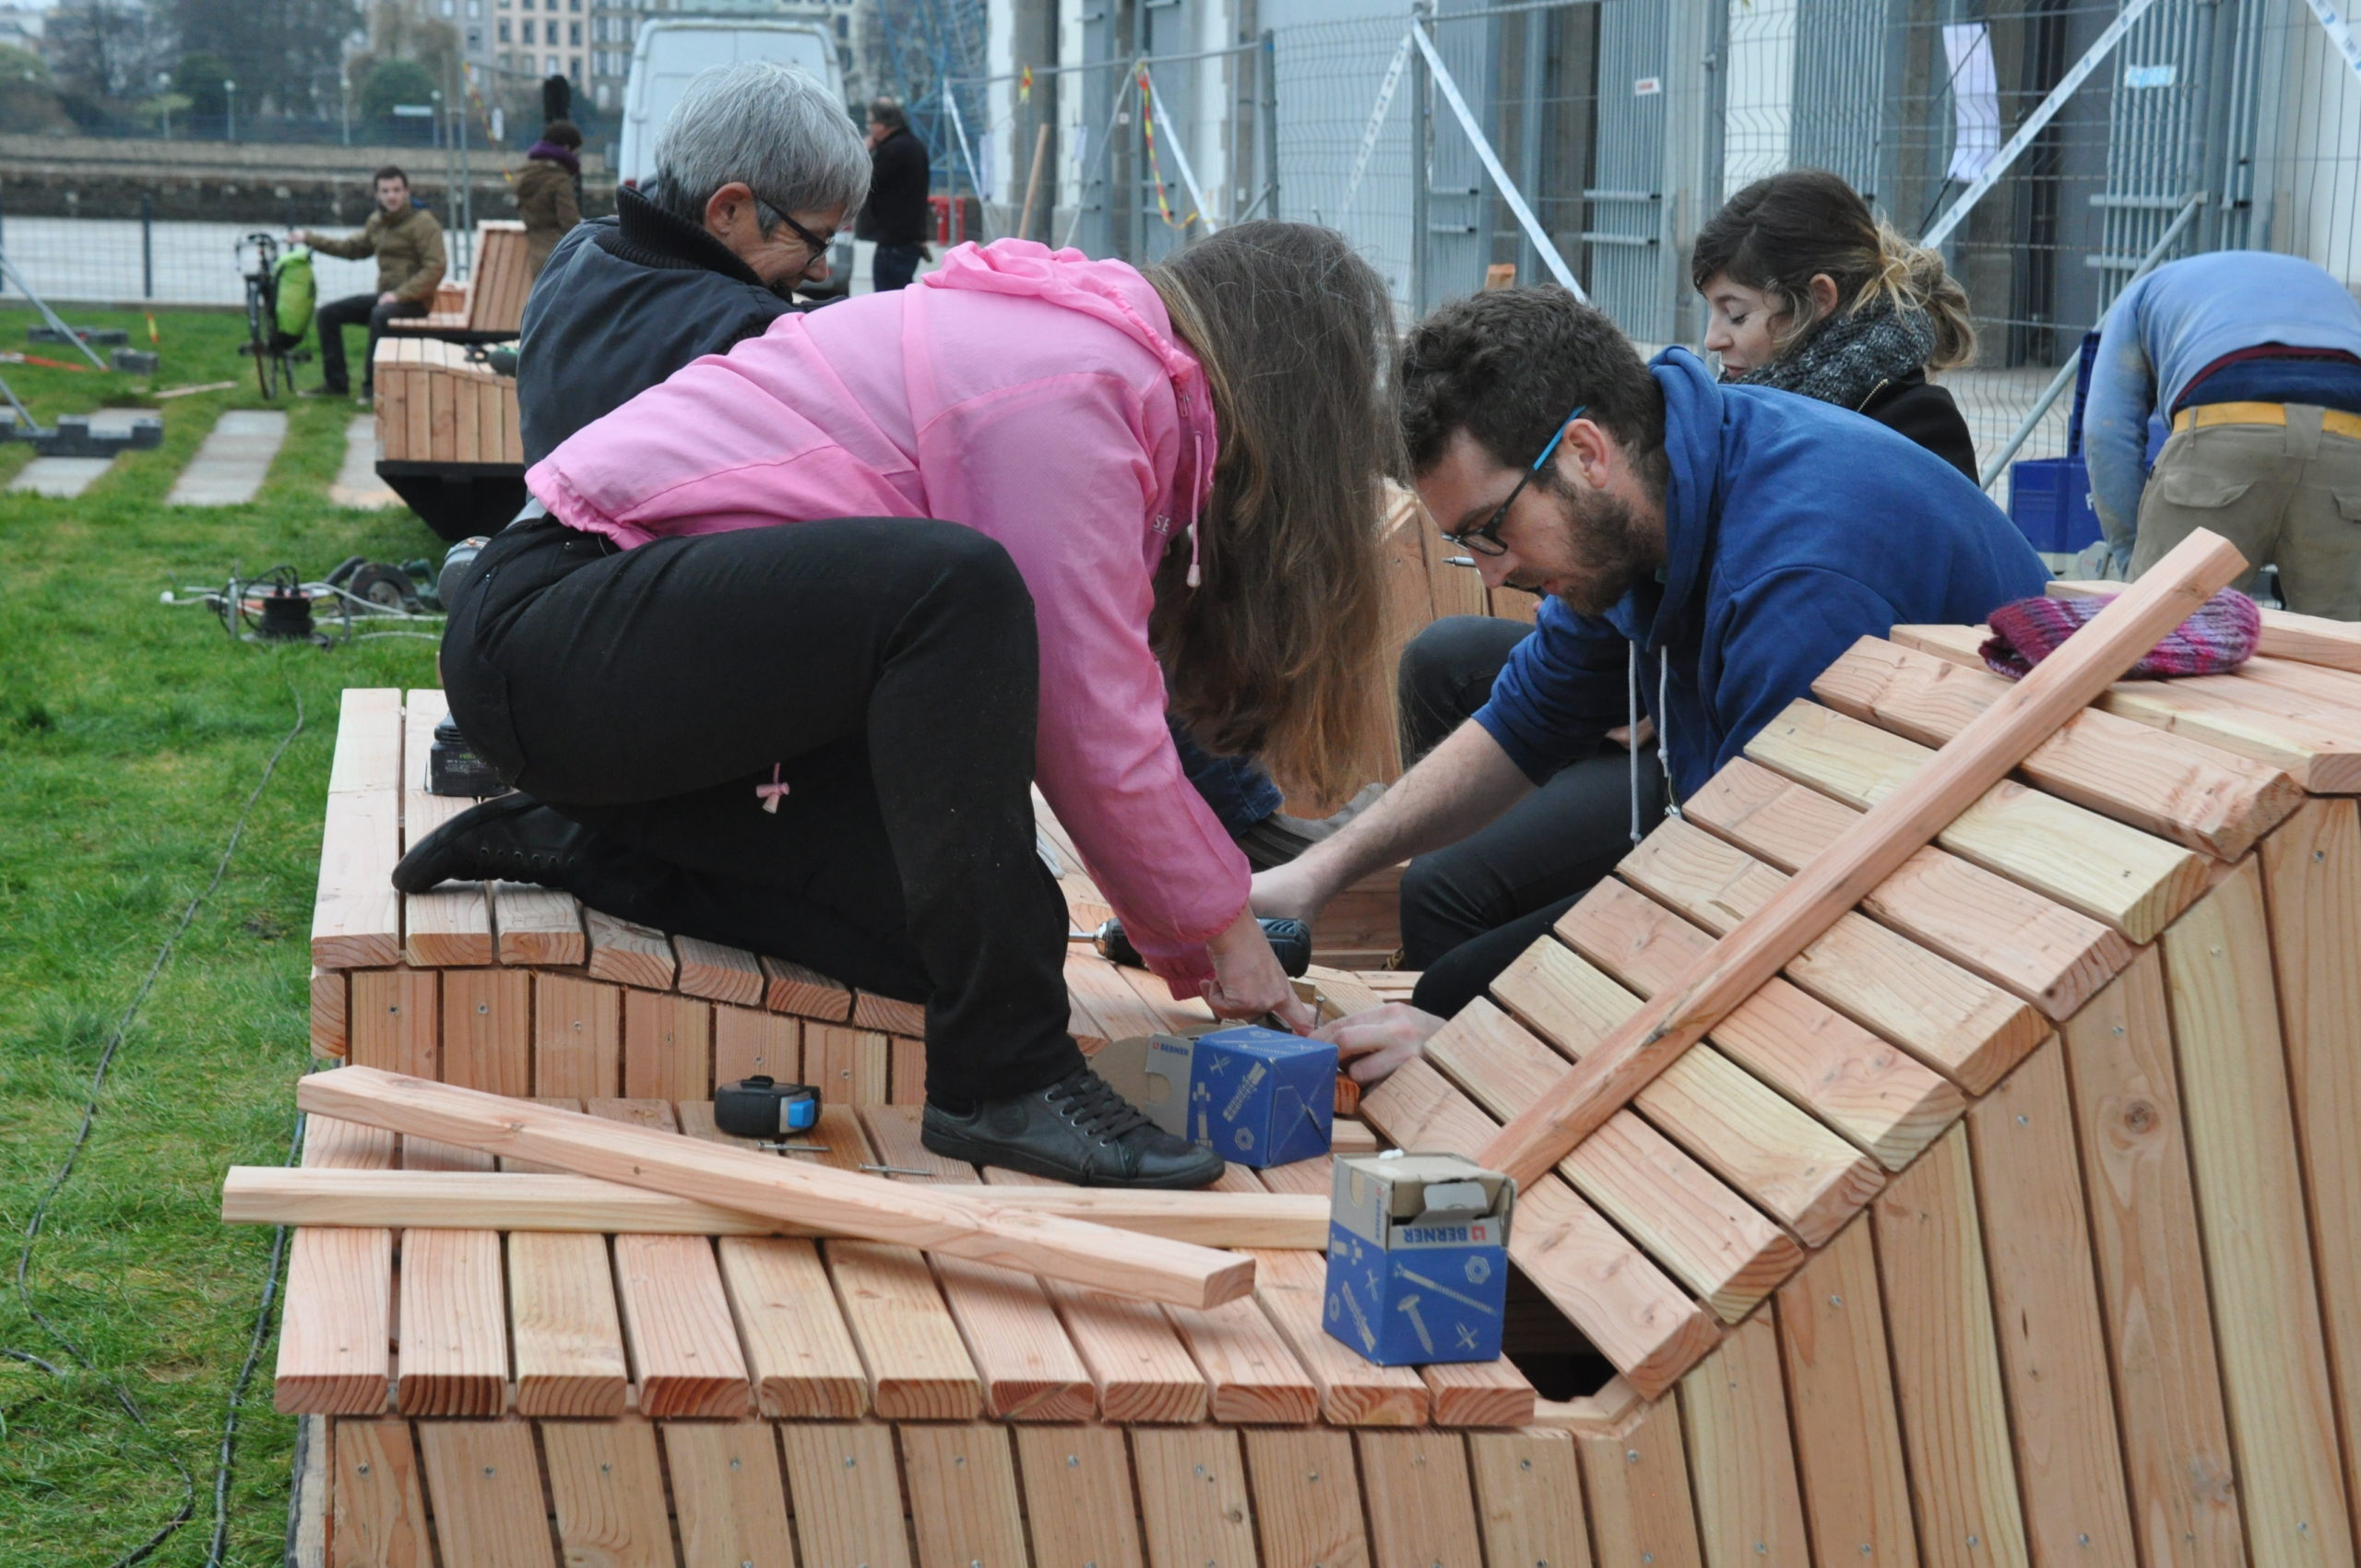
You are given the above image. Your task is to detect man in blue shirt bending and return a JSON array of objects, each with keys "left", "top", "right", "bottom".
[
  {"left": 2084, "top": 251, "right": 2361, "bottom": 617},
  {"left": 1252, "top": 288, "right": 2048, "bottom": 1077}
]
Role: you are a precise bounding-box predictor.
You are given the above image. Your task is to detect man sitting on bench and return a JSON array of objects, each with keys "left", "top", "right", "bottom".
[{"left": 295, "top": 165, "right": 446, "bottom": 403}]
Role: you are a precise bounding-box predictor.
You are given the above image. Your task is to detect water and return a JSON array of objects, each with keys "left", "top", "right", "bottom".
[{"left": 2, "top": 216, "right": 386, "bottom": 307}]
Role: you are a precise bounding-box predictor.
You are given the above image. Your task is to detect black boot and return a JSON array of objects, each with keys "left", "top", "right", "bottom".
[
  {"left": 391, "top": 790, "right": 588, "bottom": 892},
  {"left": 921, "top": 1065, "right": 1227, "bottom": 1189}
]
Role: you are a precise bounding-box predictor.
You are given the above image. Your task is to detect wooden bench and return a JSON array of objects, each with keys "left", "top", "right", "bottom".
[{"left": 384, "top": 220, "right": 530, "bottom": 345}]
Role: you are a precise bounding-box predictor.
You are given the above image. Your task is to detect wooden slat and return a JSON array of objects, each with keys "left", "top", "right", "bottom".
[
  {"left": 1678, "top": 1315, "right": 1810, "bottom": 1568},
  {"left": 806, "top": 1024, "right": 890, "bottom": 1105},
  {"left": 1577, "top": 1393, "right": 1708, "bottom": 1568},
  {"left": 1469, "top": 1430, "right": 1594, "bottom": 1568},
  {"left": 1870, "top": 1124, "right": 2030, "bottom": 1568},
  {"left": 1047, "top": 1276, "right": 1212, "bottom": 1423},
  {"left": 1249, "top": 1244, "right": 1429, "bottom": 1425},
  {"left": 1965, "top": 1043, "right": 2140, "bottom": 1568},
  {"left": 2158, "top": 860, "right": 2355, "bottom": 1568},
  {"left": 826, "top": 1235, "right": 987, "bottom": 1420},
  {"left": 1167, "top": 1289, "right": 1322, "bottom": 1426},
  {"left": 1014, "top": 1426, "right": 1145, "bottom": 1568},
  {"left": 850, "top": 990, "right": 926, "bottom": 1037},
  {"left": 414, "top": 1422, "right": 547, "bottom": 1568},
  {"left": 331, "top": 1420, "right": 428, "bottom": 1565},
  {"left": 1426, "top": 996, "right": 1803, "bottom": 1324},
  {"left": 1774, "top": 1218, "right": 1917, "bottom": 1568},
  {"left": 541, "top": 1418, "right": 673, "bottom": 1568},
  {"left": 311, "top": 967, "right": 347, "bottom": 1059},
  {"left": 440, "top": 968, "right": 529, "bottom": 1096},
  {"left": 622, "top": 990, "right": 711, "bottom": 1101},
  {"left": 760, "top": 955, "right": 852, "bottom": 1021},
  {"left": 1242, "top": 1429, "right": 1370, "bottom": 1567},
  {"left": 507, "top": 1230, "right": 628, "bottom": 1417},
  {"left": 1490, "top": 937, "right": 1882, "bottom": 1247},
  {"left": 1813, "top": 636, "right": 2301, "bottom": 858},
  {"left": 533, "top": 973, "right": 620, "bottom": 1098},
  {"left": 454, "top": 357, "right": 481, "bottom": 461},
  {"left": 1685, "top": 757, "right": 2130, "bottom": 1020},
  {"left": 1358, "top": 1431, "right": 1485, "bottom": 1567},
  {"left": 1133, "top": 1427, "right": 1262, "bottom": 1568},
  {"left": 713, "top": 1005, "right": 799, "bottom": 1085},
  {"left": 1419, "top": 1356, "right": 1537, "bottom": 1430},
  {"left": 428, "top": 362, "right": 456, "bottom": 461},
  {"left": 403, "top": 340, "right": 430, "bottom": 465},
  {"left": 2055, "top": 949, "right": 2243, "bottom": 1568},
  {"left": 583, "top": 908, "right": 676, "bottom": 990},
  {"left": 350, "top": 968, "right": 438, "bottom": 1077},
  {"left": 1064, "top": 948, "right": 1173, "bottom": 1039},
  {"left": 890, "top": 1037, "right": 926, "bottom": 1103},
  {"left": 777, "top": 1423, "right": 912, "bottom": 1568},
  {"left": 1619, "top": 817, "right": 2046, "bottom": 1092},
  {"left": 1559, "top": 880, "right": 1966, "bottom": 1170},
  {"left": 396, "top": 1126, "right": 506, "bottom": 1418},
  {"left": 896, "top": 1423, "right": 1030, "bottom": 1568},
  {"left": 1745, "top": 699, "right": 2208, "bottom": 941},
  {"left": 314, "top": 689, "right": 403, "bottom": 968},
  {"left": 275, "top": 1114, "right": 395, "bottom": 1415},
  {"left": 492, "top": 881, "right": 584, "bottom": 966},
  {"left": 717, "top": 1235, "right": 870, "bottom": 1419},
  {"left": 674, "top": 935, "right": 765, "bottom": 1007},
  {"left": 661, "top": 1420, "right": 799, "bottom": 1568}
]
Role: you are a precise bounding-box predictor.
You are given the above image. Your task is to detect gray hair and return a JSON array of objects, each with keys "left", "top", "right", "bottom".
[{"left": 648, "top": 60, "right": 871, "bottom": 233}]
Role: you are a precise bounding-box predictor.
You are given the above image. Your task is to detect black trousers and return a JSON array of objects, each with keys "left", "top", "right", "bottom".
[
  {"left": 315, "top": 292, "right": 427, "bottom": 394},
  {"left": 1394, "top": 615, "right": 1665, "bottom": 1018},
  {"left": 441, "top": 516, "right": 1082, "bottom": 1105},
  {"left": 872, "top": 243, "right": 925, "bottom": 292}
]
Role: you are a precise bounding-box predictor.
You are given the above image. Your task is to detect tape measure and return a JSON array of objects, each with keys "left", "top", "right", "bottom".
[{"left": 714, "top": 1076, "right": 822, "bottom": 1138}]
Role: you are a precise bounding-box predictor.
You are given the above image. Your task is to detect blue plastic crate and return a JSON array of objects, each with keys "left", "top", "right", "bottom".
[{"left": 2007, "top": 455, "right": 2104, "bottom": 554}]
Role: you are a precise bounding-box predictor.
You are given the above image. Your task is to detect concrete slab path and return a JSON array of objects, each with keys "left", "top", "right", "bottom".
[
  {"left": 168, "top": 409, "right": 286, "bottom": 505},
  {"left": 327, "top": 414, "right": 399, "bottom": 509},
  {"left": 8, "top": 456, "right": 116, "bottom": 497}
]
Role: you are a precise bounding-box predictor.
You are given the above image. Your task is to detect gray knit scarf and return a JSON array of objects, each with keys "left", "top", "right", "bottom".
[{"left": 1734, "top": 297, "right": 1937, "bottom": 411}]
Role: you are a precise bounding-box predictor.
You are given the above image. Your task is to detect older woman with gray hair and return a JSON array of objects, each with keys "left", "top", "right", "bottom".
[{"left": 516, "top": 58, "right": 872, "bottom": 466}]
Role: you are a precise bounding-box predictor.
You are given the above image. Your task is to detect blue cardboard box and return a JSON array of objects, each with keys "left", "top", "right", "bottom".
[
  {"left": 2007, "top": 456, "right": 2104, "bottom": 554},
  {"left": 1323, "top": 1153, "right": 1514, "bottom": 1366},
  {"left": 1184, "top": 1025, "right": 1336, "bottom": 1168}
]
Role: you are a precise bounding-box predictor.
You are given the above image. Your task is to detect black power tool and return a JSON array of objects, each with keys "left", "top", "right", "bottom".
[{"left": 1084, "top": 916, "right": 1313, "bottom": 977}]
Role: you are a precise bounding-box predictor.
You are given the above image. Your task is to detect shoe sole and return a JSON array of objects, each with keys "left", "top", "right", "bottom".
[{"left": 919, "top": 1124, "right": 1227, "bottom": 1191}]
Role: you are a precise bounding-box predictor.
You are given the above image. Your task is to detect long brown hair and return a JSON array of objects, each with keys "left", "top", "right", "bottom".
[
  {"left": 1144, "top": 222, "right": 1397, "bottom": 808},
  {"left": 1691, "top": 168, "right": 1975, "bottom": 369}
]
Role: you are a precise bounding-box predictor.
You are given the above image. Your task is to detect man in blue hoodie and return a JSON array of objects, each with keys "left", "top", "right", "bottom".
[{"left": 1253, "top": 287, "right": 2048, "bottom": 1075}]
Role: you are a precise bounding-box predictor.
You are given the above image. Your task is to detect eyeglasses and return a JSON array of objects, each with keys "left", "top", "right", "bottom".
[
  {"left": 755, "top": 197, "right": 838, "bottom": 275},
  {"left": 1443, "top": 403, "right": 1586, "bottom": 558}
]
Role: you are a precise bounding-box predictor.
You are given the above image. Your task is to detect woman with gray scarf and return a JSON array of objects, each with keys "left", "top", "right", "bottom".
[{"left": 1692, "top": 169, "right": 1979, "bottom": 480}]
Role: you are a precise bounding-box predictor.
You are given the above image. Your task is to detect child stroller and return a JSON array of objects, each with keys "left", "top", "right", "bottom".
[{"left": 237, "top": 232, "right": 315, "bottom": 399}]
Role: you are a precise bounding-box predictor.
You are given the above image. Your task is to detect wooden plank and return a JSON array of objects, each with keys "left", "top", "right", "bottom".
[
  {"left": 674, "top": 934, "right": 765, "bottom": 1007},
  {"left": 1490, "top": 937, "right": 1882, "bottom": 1247},
  {"left": 1685, "top": 758, "right": 2131, "bottom": 1020},
  {"left": 507, "top": 1230, "right": 628, "bottom": 1417},
  {"left": 715, "top": 1233, "right": 870, "bottom": 1418},
  {"left": 1577, "top": 1393, "right": 1708, "bottom": 1568},
  {"left": 492, "top": 882, "right": 585, "bottom": 966},
  {"left": 454, "top": 359, "right": 481, "bottom": 463},
  {"left": 1166, "top": 1289, "right": 1322, "bottom": 1426},
  {"left": 2055, "top": 950, "right": 2243, "bottom": 1568},
  {"left": 851, "top": 990, "right": 927, "bottom": 1038},
  {"left": 440, "top": 968, "right": 529, "bottom": 1096},
  {"left": 1774, "top": 1219, "right": 1917, "bottom": 1568},
  {"left": 1678, "top": 1315, "right": 1810, "bottom": 1568},
  {"left": 1357, "top": 1431, "right": 1485, "bottom": 1568},
  {"left": 403, "top": 341, "right": 430, "bottom": 465},
  {"left": 777, "top": 1423, "right": 913, "bottom": 1568},
  {"left": 314, "top": 692, "right": 403, "bottom": 969},
  {"left": 349, "top": 968, "right": 437, "bottom": 1077},
  {"left": 806, "top": 1023, "right": 890, "bottom": 1106},
  {"left": 533, "top": 973, "right": 620, "bottom": 1098},
  {"left": 299, "top": 1066, "right": 1259, "bottom": 1309},
  {"left": 1425, "top": 996, "right": 1803, "bottom": 1324},
  {"left": 1468, "top": 1430, "right": 1592, "bottom": 1568},
  {"left": 541, "top": 1418, "right": 673, "bottom": 1568},
  {"left": 1047, "top": 1275, "right": 1211, "bottom": 1423},
  {"left": 1064, "top": 948, "right": 1173, "bottom": 1040},
  {"left": 1358, "top": 1056, "right": 1720, "bottom": 1400},
  {"left": 275, "top": 1112, "right": 395, "bottom": 1415},
  {"left": 1618, "top": 816, "right": 2046, "bottom": 1092},
  {"left": 828, "top": 1239, "right": 987, "bottom": 1420},
  {"left": 891, "top": 1037, "right": 926, "bottom": 1103},
  {"left": 1241, "top": 1429, "right": 1369, "bottom": 1567},
  {"left": 1966, "top": 1043, "right": 2141, "bottom": 1568},
  {"left": 713, "top": 1004, "right": 799, "bottom": 1085},
  {"left": 1812, "top": 636, "right": 2302, "bottom": 858},
  {"left": 1419, "top": 1356, "right": 1537, "bottom": 1430},
  {"left": 1249, "top": 1245, "right": 1429, "bottom": 1425},
  {"left": 1014, "top": 1425, "right": 1146, "bottom": 1568},
  {"left": 1132, "top": 1427, "right": 1261, "bottom": 1568},
  {"left": 395, "top": 1229, "right": 506, "bottom": 1416},
  {"left": 2157, "top": 860, "right": 2355, "bottom": 1568},
  {"left": 896, "top": 1423, "right": 1030, "bottom": 1568},
  {"left": 1870, "top": 1125, "right": 2030, "bottom": 1568},
  {"left": 426, "top": 366, "right": 456, "bottom": 465},
  {"left": 622, "top": 989, "right": 711, "bottom": 1101},
  {"left": 760, "top": 955, "right": 852, "bottom": 1021},
  {"left": 1558, "top": 878, "right": 1964, "bottom": 1170},
  {"left": 331, "top": 1420, "right": 428, "bottom": 1567},
  {"left": 582, "top": 907, "right": 676, "bottom": 990},
  {"left": 311, "top": 967, "right": 347, "bottom": 1059},
  {"left": 661, "top": 1421, "right": 799, "bottom": 1568},
  {"left": 414, "top": 1422, "right": 548, "bottom": 1568}
]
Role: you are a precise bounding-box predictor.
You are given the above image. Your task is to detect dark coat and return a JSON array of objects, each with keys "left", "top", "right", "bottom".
[
  {"left": 1857, "top": 369, "right": 1978, "bottom": 482},
  {"left": 516, "top": 185, "right": 801, "bottom": 466},
  {"left": 513, "top": 156, "right": 582, "bottom": 279},
  {"left": 857, "top": 127, "right": 931, "bottom": 247}
]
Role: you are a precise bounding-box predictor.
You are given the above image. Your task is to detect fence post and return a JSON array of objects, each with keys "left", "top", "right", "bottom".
[
  {"left": 1261, "top": 30, "right": 1280, "bottom": 222},
  {"left": 141, "top": 193, "right": 154, "bottom": 301},
  {"left": 1409, "top": 1, "right": 1431, "bottom": 315},
  {"left": 0, "top": 187, "right": 7, "bottom": 296}
]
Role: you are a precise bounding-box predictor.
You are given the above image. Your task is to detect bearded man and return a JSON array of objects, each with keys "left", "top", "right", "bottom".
[{"left": 1253, "top": 287, "right": 2048, "bottom": 1076}]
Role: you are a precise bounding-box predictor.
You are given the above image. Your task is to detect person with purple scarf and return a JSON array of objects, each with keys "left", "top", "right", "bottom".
[{"left": 515, "top": 120, "right": 584, "bottom": 279}]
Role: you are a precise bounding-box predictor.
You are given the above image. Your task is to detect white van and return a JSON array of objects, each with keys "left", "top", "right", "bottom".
[{"left": 616, "top": 20, "right": 843, "bottom": 186}]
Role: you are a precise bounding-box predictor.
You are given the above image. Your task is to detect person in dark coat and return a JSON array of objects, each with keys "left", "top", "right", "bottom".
[
  {"left": 516, "top": 59, "right": 870, "bottom": 466},
  {"left": 513, "top": 119, "right": 583, "bottom": 279},
  {"left": 1691, "top": 168, "right": 1980, "bottom": 479},
  {"left": 857, "top": 97, "right": 931, "bottom": 292}
]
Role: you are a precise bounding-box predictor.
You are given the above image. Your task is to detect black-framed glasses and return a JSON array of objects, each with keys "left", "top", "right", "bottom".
[
  {"left": 757, "top": 198, "right": 838, "bottom": 273},
  {"left": 1444, "top": 403, "right": 1586, "bottom": 558}
]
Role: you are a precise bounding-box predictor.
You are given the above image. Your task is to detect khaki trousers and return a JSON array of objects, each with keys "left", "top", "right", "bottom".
[{"left": 2130, "top": 406, "right": 2361, "bottom": 618}]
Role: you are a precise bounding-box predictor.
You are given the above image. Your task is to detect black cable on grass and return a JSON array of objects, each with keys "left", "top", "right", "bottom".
[{"left": 2, "top": 678, "right": 306, "bottom": 1568}]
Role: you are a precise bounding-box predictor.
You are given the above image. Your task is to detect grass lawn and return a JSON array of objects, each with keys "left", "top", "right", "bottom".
[{"left": 0, "top": 306, "right": 448, "bottom": 1562}]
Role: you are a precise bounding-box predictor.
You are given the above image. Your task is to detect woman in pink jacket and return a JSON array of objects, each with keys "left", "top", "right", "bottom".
[{"left": 397, "top": 222, "right": 1395, "bottom": 1187}]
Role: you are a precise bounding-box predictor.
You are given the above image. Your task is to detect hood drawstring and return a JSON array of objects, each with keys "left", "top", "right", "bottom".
[
  {"left": 1625, "top": 644, "right": 1680, "bottom": 845},
  {"left": 1183, "top": 417, "right": 1205, "bottom": 590}
]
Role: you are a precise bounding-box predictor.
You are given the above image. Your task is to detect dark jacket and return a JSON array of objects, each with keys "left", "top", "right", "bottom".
[
  {"left": 1477, "top": 349, "right": 2047, "bottom": 801},
  {"left": 1858, "top": 368, "right": 1978, "bottom": 481},
  {"left": 857, "top": 127, "right": 931, "bottom": 247},
  {"left": 516, "top": 184, "right": 799, "bottom": 466},
  {"left": 311, "top": 203, "right": 446, "bottom": 302},
  {"left": 513, "top": 155, "right": 583, "bottom": 279}
]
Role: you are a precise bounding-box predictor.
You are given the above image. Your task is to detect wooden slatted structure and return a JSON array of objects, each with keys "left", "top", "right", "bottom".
[
  {"left": 370, "top": 340, "right": 523, "bottom": 466},
  {"left": 281, "top": 595, "right": 2361, "bottom": 1564},
  {"left": 383, "top": 221, "right": 531, "bottom": 341}
]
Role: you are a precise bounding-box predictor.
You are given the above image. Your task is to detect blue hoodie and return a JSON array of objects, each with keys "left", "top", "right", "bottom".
[{"left": 1474, "top": 349, "right": 2050, "bottom": 801}]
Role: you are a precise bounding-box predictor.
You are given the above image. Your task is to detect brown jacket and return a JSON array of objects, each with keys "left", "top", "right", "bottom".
[
  {"left": 311, "top": 203, "right": 447, "bottom": 302},
  {"left": 513, "top": 157, "right": 582, "bottom": 278}
]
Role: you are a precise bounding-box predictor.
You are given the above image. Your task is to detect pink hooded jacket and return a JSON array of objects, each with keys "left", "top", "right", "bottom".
[{"left": 525, "top": 239, "right": 1247, "bottom": 984}]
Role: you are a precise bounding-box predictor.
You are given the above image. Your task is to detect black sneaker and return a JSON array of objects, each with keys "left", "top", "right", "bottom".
[
  {"left": 390, "top": 790, "right": 584, "bottom": 893},
  {"left": 921, "top": 1066, "right": 1227, "bottom": 1189}
]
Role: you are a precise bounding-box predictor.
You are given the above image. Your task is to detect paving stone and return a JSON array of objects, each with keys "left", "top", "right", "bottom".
[
  {"left": 327, "top": 413, "right": 399, "bottom": 509},
  {"left": 8, "top": 456, "right": 115, "bottom": 496},
  {"left": 168, "top": 409, "right": 287, "bottom": 505}
]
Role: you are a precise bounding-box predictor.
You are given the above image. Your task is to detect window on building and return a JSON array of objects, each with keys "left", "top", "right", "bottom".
[
  {"left": 546, "top": 51, "right": 559, "bottom": 72},
  {"left": 497, "top": 19, "right": 509, "bottom": 42},
  {"left": 568, "top": 19, "right": 580, "bottom": 44},
  {"left": 545, "top": 19, "right": 558, "bottom": 42},
  {"left": 466, "top": 24, "right": 481, "bottom": 44},
  {"left": 598, "top": 82, "right": 612, "bottom": 109},
  {"left": 834, "top": 14, "right": 845, "bottom": 36},
  {"left": 569, "top": 53, "right": 581, "bottom": 77}
]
